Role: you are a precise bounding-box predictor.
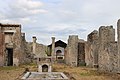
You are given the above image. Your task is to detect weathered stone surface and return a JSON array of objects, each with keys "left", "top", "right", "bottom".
[
  {"left": 35, "top": 43, "right": 47, "bottom": 57},
  {"left": 85, "top": 30, "right": 99, "bottom": 67},
  {"left": 86, "top": 24, "right": 119, "bottom": 73},
  {"left": 51, "top": 37, "right": 55, "bottom": 57},
  {"left": 117, "top": 19, "right": 120, "bottom": 73},
  {"left": 66, "top": 35, "right": 78, "bottom": 66},
  {"left": 0, "top": 32, "right": 5, "bottom": 66},
  {"left": 29, "top": 36, "right": 48, "bottom": 59},
  {"left": 21, "top": 33, "right": 32, "bottom": 64},
  {"left": 1, "top": 19, "right": 120, "bottom": 73},
  {"left": 99, "top": 26, "right": 115, "bottom": 44},
  {"left": 0, "top": 23, "right": 29, "bottom": 66},
  {"left": 32, "top": 36, "right": 37, "bottom": 54},
  {"left": 98, "top": 26, "right": 118, "bottom": 72}
]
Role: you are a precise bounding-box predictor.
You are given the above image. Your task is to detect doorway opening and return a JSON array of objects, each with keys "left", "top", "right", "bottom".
[{"left": 6, "top": 48, "right": 13, "bottom": 66}]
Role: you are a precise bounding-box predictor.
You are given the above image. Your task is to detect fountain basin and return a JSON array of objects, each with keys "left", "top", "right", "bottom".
[{"left": 21, "top": 72, "right": 69, "bottom": 80}]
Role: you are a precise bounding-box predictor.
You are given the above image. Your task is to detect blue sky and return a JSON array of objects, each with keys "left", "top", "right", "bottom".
[{"left": 0, "top": 0, "right": 120, "bottom": 45}]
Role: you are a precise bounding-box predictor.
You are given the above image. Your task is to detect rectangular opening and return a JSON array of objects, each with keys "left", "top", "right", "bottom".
[
  {"left": 57, "top": 57, "right": 63, "bottom": 59},
  {"left": 6, "top": 48, "right": 13, "bottom": 66}
]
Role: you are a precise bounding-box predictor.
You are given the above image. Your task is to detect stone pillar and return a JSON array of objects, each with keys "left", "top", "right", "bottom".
[
  {"left": 32, "top": 36, "right": 37, "bottom": 54},
  {"left": 0, "top": 32, "right": 5, "bottom": 66},
  {"left": 98, "top": 26, "right": 117, "bottom": 72},
  {"left": 51, "top": 37, "right": 55, "bottom": 58},
  {"left": 86, "top": 30, "right": 99, "bottom": 68},
  {"left": 67, "top": 35, "right": 78, "bottom": 67},
  {"left": 117, "top": 19, "right": 120, "bottom": 73},
  {"left": 13, "top": 26, "right": 22, "bottom": 66}
]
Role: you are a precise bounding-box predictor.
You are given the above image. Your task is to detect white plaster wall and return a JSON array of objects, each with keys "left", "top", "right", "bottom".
[
  {"left": 38, "top": 63, "right": 51, "bottom": 72},
  {"left": 13, "top": 58, "right": 19, "bottom": 66}
]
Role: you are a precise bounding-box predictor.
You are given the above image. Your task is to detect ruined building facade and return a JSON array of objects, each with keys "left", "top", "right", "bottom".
[
  {"left": 0, "top": 23, "right": 47, "bottom": 66},
  {"left": 32, "top": 36, "right": 47, "bottom": 58},
  {"left": 85, "top": 20, "right": 120, "bottom": 73},
  {"left": 64, "top": 20, "right": 120, "bottom": 73},
  {"left": 85, "top": 30, "right": 99, "bottom": 68},
  {"left": 0, "top": 23, "right": 27, "bottom": 66},
  {"left": 1, "top": 20, "right": 120, "bottom": 73},
  {"left": 98, "top": 26, "right": 118, "bottom": 72},
  {"left": 65, "top": 35, "right": 86, "bottom": 67}
]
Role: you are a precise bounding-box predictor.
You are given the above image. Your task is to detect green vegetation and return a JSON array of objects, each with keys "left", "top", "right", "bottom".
[{"left": 0, "top": 66, "right": 18, "bottom": 70}]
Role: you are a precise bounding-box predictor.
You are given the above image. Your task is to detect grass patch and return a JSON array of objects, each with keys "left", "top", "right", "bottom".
[
  {"left": 80, "top": 72, "right": 92, "bottom": 76},
  {"left": 79, "top": 70, "right": 98, "bottom": 76},
  {"left": 20, "top": 62, "right": 37, "bottom": 66},
  {"left": 0, "top": 66, "right": 18, "bottom": 70},
  {"left": 0, "top": 63, "right": 119, "bottom": 80}
]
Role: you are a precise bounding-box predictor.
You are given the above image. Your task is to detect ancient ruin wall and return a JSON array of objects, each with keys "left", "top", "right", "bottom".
[
  {"left": 117, "top": 19, "right": 120, "bottom": 73},
  {"left": 13, "top": 25, "right": 23, "bottom": 65},
  {"left": 0, "top": 32, "right": 5, "bottom": 66},
  {"left": 1, "top": 25, "right": 22, "bottom": 66},
  {"left": 85, "top": 30, "right": 99, "bottom": 67},
  {"left": 21, "top": 33, "right": 32, "bottom": 64},
  {"left": 32, "top": 37, "right": 47, "bottom": 58},
  {"left": 35, "top": 43, "right": 47, "bottom": 57},
  {"left": 66, "top": 35, "right": 78, "bottom": 66},
  {"left": 98, "top": 26, "right": 118, "bottom": 72},
  {"left": 0, "top": 24, "right": 29, "bottom": 66}
]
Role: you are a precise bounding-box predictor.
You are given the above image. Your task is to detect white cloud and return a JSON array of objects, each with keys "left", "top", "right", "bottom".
[
  {"left": 0, "top": 13, "right": 4, "bottom": 19},
  {"left": 0, "top": 19, "right": 14, "bottom": 23},
  {"left": 30, "top": 9, "right": 48, "bottom": 14},
  {"left": 0, "top": 17, "right": 36, "bottom": 24},
  {"left": 15, "top": 0, "right": 44, "bottom": 9},
  {"left": 9, "top": 0, "right": 48, "bottom": 17},
  {"left": 0, "top": 0, "right": 48, "bottom": 24}
]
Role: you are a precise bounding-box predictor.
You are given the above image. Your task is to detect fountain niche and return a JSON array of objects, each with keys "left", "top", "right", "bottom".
[{"left": 21, "top": 57, "right": 69, "bottom": 80}]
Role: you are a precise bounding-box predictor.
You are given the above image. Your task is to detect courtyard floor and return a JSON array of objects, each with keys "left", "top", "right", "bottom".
[{"left": 0, "top": 63, "right": 120, "bottom": 80}]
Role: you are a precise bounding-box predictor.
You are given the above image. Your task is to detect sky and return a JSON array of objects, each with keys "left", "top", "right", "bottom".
[{"left": 0, "top": 0, "right": 120, "bottom": 45}]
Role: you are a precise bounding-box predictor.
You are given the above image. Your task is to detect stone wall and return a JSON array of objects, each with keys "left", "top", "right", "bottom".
[
  {"left": 117, "top": 19, "right": 120, "bottom": 73},
  {"left": 98, "top": 26, "right": 118, "bottom": 72},
  {"left": 0, "top": 32, "right": 5, "bottom": 66},
  {"left": 85, "top": 30, "right": 99, "bottom": 67},
  {"left": 32, "top": 37, "right": 47, "bottom": 58},
  {"left": 2, "top": 26, "right": 20, "bottom": 66},
  {"left": 66, "top": 35, "right": 78, "bottom": 66},
  {"left": 86, "top": 25, "right": 118, "bottom": 72},
  {"left": 35, "top": 43, "right": 47, "bottom": 57},
  {"left": 98, "top": 42, "right": 118, "bottom": 72},
  {"left": 0, "top": 23, "right": 29, "bottom": 66},
  {"left": 13, "top": 25, "right": 23, "bottom": 66},
  {"left": 21, "top": 33, "right": 32, "bottom": 64}
]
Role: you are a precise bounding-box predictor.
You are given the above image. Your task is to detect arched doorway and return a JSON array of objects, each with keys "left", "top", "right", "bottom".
[{"left": 42, "top": 64, "right": 48, "bottom": 72}]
